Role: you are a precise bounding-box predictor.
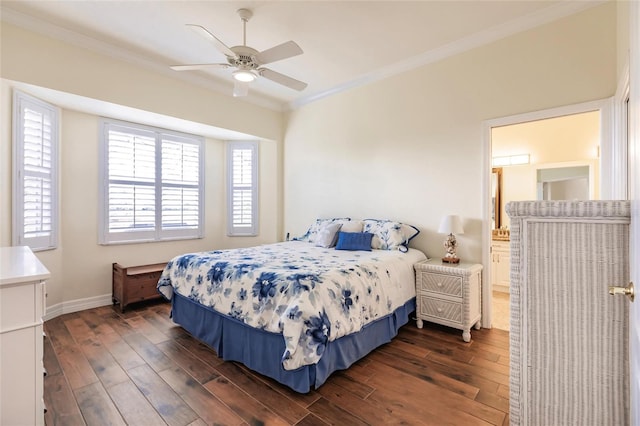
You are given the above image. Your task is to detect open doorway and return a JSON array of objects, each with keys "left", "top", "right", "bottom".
[
  {"left": 484, "top": 104, "right": 606, "bottom": 330},
  {"left": 490, "top": 111, "right": 600, "bottom": 330}
]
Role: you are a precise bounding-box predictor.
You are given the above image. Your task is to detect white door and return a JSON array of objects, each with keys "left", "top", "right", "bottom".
[{"left": 628, "top": 1, "right": 639, "bottom": 423}]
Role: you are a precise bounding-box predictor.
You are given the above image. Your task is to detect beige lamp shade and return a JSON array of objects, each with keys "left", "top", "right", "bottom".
[{"left": 438, "top": 215, "right": 464, "bottom": 235}]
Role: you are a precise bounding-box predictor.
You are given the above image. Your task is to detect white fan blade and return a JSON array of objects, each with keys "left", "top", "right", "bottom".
[
  {"left": 259, "top": 68, "right": 307, "bottom": 91},
  {"left": 256, "top": 41, "right": 303, "bottom": 65},
  {"left": 186, "top": 24, "right": 237, "bottom": 58},
  {"left": 170, "top": 63, "right": 230, "bottom": 71},
  {"left": 233, "top": 80, "right": 249, "bottom": 97}
]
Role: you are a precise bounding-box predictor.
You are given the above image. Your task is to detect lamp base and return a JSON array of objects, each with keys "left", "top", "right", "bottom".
[{"left": 442, "top": 257, "right": 460, "bottom": 264}]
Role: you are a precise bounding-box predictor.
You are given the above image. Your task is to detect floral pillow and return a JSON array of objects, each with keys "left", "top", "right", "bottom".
[
  {"left": 294, "top": 218, "right": 351, "bottom": 242},
  {"left": 362, "top": 219, "right": 420, "bottom": 250}
]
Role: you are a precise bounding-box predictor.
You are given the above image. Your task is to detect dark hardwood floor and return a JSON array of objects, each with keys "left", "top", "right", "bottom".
[{"left": 43, "top": 300, "right": 509, "bottom": 426}]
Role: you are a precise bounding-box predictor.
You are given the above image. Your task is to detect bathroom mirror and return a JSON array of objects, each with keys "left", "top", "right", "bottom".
[
  {"left": 536, "top": 165, "right": 591, "bottom": 201},
  {"left": 492, "top": 167, "right": 502, "bottom": 229}
]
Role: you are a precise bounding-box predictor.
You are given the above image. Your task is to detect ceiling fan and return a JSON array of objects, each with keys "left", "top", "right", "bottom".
[{"left": 171, "top": 8, "right": 307, "bottom": 97}]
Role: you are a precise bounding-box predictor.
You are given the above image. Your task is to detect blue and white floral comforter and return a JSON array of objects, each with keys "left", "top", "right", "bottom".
[{"left": 158, "top": 241, "right": 426, "bottom": 370}]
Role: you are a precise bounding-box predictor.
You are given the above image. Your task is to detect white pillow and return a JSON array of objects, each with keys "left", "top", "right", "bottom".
[
  {"left": 295, "top": 218, "right": 350, "bottom": 242},
  {"left": 340, "top": 220, "right": 363, "bottom": 233},
  {"left": 314, "top": 222, "right": 343, "bottom": 248}
]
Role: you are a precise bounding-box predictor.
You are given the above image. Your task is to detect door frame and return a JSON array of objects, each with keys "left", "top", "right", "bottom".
[{"left": 481, "top": 98, "right": 614, "bottom": 329}]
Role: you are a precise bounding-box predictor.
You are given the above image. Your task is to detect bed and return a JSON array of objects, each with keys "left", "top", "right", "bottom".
[{"left": 157, "top": 218, "right": 426, "bottom": 392}]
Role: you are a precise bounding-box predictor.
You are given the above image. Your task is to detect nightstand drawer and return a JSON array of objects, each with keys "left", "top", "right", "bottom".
[
  {"left": 418, "top": 272, "right": 462, "bottom": 297},
  {"left": 419, "top": 296, "right": 462, "bottom": 323}
]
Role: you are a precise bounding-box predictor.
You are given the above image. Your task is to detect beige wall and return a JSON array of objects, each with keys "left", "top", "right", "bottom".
[
  {"left": 493, "top": 111, "right": 601, "bottom": 228},
  {"left": 284, "top": 3, "right": 617, "bottom": 263},
  {"left": 617, "top": 0, "right": 630, "bottom": 79},
  {"left": 0, "top": 2, "right": 622, "bottom": 311},
  {"left": 0, "top": 24, "right": 283, "bottom": 312},
  {"left": 0, "top": 23, "right": 282, "bottom": 141}
]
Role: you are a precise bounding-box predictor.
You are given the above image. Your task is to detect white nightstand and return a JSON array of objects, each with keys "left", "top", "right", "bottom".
[{"left": 414, "top": 259, "right": 482, "bottom": 342}]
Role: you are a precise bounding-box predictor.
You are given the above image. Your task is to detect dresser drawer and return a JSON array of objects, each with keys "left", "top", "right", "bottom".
[
  {"left": 418, "top": 272, "right": 462, "bottom": 297},
  {"left": 1, "top": 284, "right": 37, "bottom": 331},
  {"left": 418, "top": 295, "right": 463, "bottom": 323}
]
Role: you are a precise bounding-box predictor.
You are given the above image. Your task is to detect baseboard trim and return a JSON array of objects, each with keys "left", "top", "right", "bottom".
[{"left": 44, "top": 294, "right": 113, "bottom": 321}]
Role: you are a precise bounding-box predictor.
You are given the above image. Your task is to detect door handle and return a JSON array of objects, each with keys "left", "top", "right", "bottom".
[{"left": 608, "top": 282, "right": 634, "bottom": 302}]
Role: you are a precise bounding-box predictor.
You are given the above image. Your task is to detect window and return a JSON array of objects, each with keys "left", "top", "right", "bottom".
[
  {"left": 227, "top": 141, "right": 258, "bottom": 236},
  {"left": 99, "top": 119, "right": 204, "bottom": 244},
  {"left": 13, "top": 91, "right": 59, "bottom": 251}
]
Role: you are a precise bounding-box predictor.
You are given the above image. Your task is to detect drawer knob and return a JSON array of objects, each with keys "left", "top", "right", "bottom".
[
  {"left": 436, "top": 282, "right": 443, "bottom": 287},
  {"left": 436, "top": 307, "right": 444, "bottom": 313}
]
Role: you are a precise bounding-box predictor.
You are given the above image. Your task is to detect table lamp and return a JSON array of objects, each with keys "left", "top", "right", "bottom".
[{"left": 438, "top": 215, "right": 464, "bottom": 264}]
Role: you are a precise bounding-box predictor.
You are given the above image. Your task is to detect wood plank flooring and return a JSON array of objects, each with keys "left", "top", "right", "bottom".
[{"left": 43, "top": 301, "right": 510, "bottom": 426}]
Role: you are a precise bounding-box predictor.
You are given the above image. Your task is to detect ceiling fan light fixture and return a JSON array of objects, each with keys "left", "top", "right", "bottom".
[
  {"left": 232, "top": 69, "right": 257, "bottom": 82},
  {"left": 173, "top": 9, "right": 307, "bottom": 94}
]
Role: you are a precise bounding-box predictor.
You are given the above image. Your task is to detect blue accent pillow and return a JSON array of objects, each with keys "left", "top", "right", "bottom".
[{"left": 335, "top": 232, "right": 373, "bottom": 251}]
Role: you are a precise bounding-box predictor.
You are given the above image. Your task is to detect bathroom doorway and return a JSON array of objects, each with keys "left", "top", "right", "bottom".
[{"left": 487, "top": 108, "right": 602, "bottom": 330}]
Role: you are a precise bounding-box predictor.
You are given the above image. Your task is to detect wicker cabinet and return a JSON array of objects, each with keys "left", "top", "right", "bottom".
[
  {"left": 507, "top": 201, "right": 630, "bottom": 425},
  {"left": 414, "top": 259, "right": 482, "bottom": 342},
  {"left": 112, "top": 262, "right": 166, "bottom": 312}
]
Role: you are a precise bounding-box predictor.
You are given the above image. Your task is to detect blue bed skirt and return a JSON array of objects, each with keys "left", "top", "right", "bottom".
[{"left": 170, "top": 293, "right": 415, "bottom": 393}]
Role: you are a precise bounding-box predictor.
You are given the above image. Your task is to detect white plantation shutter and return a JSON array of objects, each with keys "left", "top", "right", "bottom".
[
  {"left": 227, "top": 141, "right": 258, "bottom": 236},
  {"left": 107, "top": 127, "right": 156, "bottom": 238},
  {"left": 161, "top": 137, "right": 200, "bottom": 231},
  {"left": 99, "top": 119, "right": 203, "bottom": 244},
  {"left": 13, "top": 91, "right": 59, "bottom": 251}
]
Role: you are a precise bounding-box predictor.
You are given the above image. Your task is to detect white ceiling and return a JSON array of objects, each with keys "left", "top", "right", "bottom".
[{"left": 1, "top": 1, "right": 604, "bottom": 111}]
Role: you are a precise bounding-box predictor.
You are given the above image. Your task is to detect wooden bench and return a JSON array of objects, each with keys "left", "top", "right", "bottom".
[{"left": 112, "top": 262, "right": 167, "bottom": 312}]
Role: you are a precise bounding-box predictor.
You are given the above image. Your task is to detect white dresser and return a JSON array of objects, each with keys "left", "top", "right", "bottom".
[{"left": 0, "top": 246, "right": 49, "bottom": 426}]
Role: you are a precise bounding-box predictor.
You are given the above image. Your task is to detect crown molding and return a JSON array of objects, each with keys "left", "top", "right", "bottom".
[
  {"left": 0, "top": 6, "right": 285, "bottom": 112},
  {"left": 287, "top": 0, "right": 608, "bottom": 111}
]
